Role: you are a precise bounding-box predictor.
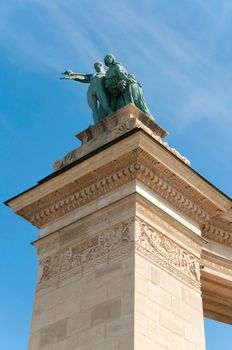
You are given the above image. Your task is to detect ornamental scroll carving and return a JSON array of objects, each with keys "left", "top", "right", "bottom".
[
  {"left": 37, "top": 220, "right": 133, "bottom": 291},
  {"left": 135, "top": 219, "right": 200, "bottom": 288}
]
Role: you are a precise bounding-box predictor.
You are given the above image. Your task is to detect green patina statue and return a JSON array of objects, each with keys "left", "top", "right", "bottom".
[
  {"left": 61, "top": 54, "right": 153, "bottom": 123},
  {"left": 61, "top": 62, "right": 112, "bottom": 123},
  {"left": 104, "top": 54, "right": 153, "bottom": 119}
]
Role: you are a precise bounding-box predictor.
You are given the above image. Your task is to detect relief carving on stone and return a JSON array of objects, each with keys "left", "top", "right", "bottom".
[
  {"left": 135, "top": 219, "right": 200, "bottom": 288},
  {"left": 37, "top": 216, "right": 201, "bottom": 291},
  {"left": 37, "top": 219, "right": 133, "bottom": 290},
  {"left": 136, "top": 202, "right": 202, "bottom": 251}
]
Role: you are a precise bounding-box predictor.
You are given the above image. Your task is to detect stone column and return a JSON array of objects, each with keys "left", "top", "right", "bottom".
[
  {"left": 134, "top": 196, "right": 206, "bottom": 350},
  {"left": 31, "top": 196, "right": 136, "bottom": 350},
  {"left": 6, "top": 104, "right": 231, "bottom": 350}
]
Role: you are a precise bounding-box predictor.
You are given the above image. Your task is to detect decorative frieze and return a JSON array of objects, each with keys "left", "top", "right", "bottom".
[
  {"left": 37, "top": 216, "right": 201, "bottom": 291},
  {"left": 37, "top": 219, "right": 134, "bottom": 291},
  {"left": 136, "top": 200, "right": 203, "bottom": 251},
  {"left": 135, "top": 218, "right": 201, "bottom": 289}
]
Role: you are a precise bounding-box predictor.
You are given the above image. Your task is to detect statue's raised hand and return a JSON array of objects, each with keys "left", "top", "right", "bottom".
[
  {"left": 62, "top": 69, "right": 74, "bottom": 76},
  {"left": 60, "top": 69, "right": 75, "bottom": 80}
]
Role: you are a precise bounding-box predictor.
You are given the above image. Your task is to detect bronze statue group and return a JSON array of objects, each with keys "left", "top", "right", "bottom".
[{"left": 61, "top": 54, "right": 153, "bottom": 123}]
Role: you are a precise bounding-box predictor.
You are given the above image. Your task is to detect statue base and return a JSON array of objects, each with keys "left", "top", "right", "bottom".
[{"left": 53, "top": 104, "right": 190, "bottom": 171}]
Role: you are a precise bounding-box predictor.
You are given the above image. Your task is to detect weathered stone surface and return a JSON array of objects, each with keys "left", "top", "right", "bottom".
[
  {"left": 91, "top": 298, "right": 121, "bottom": 325},
  {"left": 39, "top": 318, "right": 68, "bottom": 347}
]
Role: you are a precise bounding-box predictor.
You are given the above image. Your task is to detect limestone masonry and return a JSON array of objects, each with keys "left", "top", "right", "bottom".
[{"left": 6, "top": 104, "right": 232, "bottom": 350}]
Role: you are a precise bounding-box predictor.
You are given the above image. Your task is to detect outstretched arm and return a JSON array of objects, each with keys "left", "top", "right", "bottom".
[{"left": 60, "top": 70, "right": 92, "bottom": 83}]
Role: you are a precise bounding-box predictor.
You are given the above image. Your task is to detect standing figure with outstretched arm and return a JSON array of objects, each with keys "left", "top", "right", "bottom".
[{"left": 61, "top": 62, "right": 112, "bottom": 123}]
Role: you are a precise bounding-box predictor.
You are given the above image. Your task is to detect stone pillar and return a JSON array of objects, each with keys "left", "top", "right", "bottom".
[
  {"left": 6, "top": 104, "right": 232, "bottom": 350},
  {"left": 134, "top": 197, "right": 206, "bottom": 350},
  {"left": 31, "top": 196, "right": 136, "bottom": 350}
]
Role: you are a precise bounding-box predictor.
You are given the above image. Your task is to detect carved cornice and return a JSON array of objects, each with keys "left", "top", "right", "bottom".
[
  {"left": 20, "top": 163, "right": 137, "bottom": 227},
  {"left": 201, "top": 252, "right": 232, "bottom": 325},
  {"left": 201, "top": 221, "right": 232, "bottom": 247},
  {"left": 201, "top": 250, "right": 232, "bottom": 278},
  {"left": 17, "top": 148, "right": 228, "bottom": 229},
  {"left": 210, "top": 217, "right": 232, "bottom": 232},
  {"left": 137, "top": 151, "right": 222, "bottom": 218},
  {"left": 135, "top": 218, "right": 201, "bottom": 289},
  {"left": 136, "top": 163, "right": 209, "bottom": 222}
]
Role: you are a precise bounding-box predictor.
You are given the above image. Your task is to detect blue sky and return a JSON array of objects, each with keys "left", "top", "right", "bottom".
[{"left": 0, "top": 1, "right": 231, "bottom": 349}]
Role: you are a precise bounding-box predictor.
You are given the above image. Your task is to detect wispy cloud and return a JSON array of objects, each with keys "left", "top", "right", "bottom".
[
  {"left": 196, "top": 0, "right": 232, "bottom": 27},
  {"left": 0, "top": 0, "right": 232, "bottom": 132}
]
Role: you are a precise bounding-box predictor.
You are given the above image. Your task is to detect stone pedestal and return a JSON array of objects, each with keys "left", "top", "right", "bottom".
[{"left": 6, "top": 104, "right": 232, "bottom": 350}]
